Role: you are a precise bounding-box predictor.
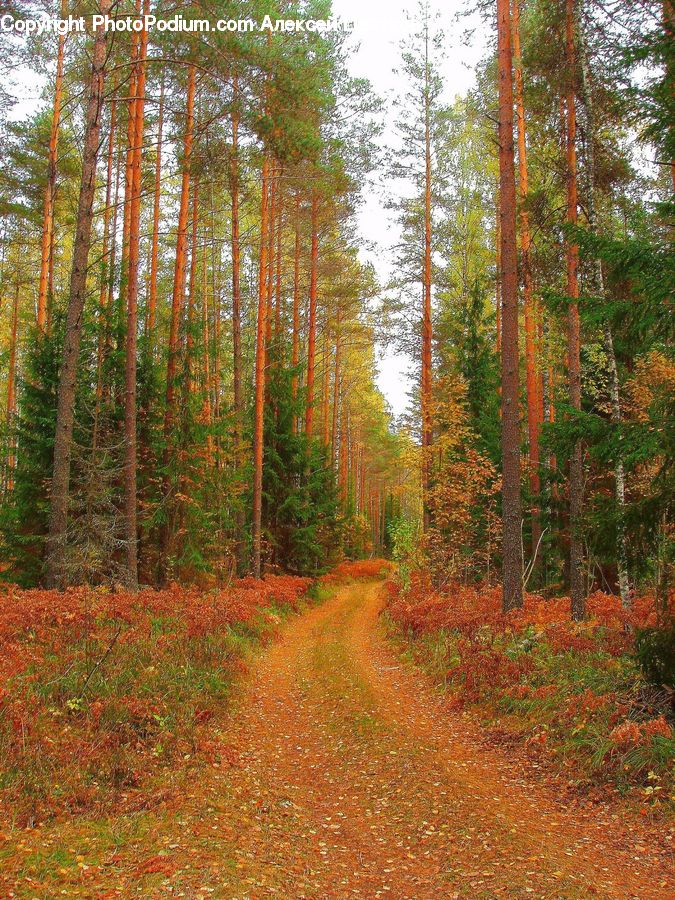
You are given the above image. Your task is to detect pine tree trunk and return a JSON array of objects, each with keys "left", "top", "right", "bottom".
[
  {"left": 165, "top": 66, "right": 195, "bottom": 431},
  {"left": 565, "top": 0, "right": 585, "bottom": 619},
  {"left": 228, "top": 85, "right": 244, "bottom": 569},
  {"left": 93, "top": 90, "right": 117, "bottom": 448},
  {"left": 37, "top": 1, "right": 66, "bottom": 334},
  {"left": 119, "top": 22, "right": 141, "bottom": 333},
  {"left": 160, "top": 64, "right": 195, "bottom": 580},
  {"left": 497, "top": 0, "right": 524, "bottom": 611},
  {"left": 252, "top": 153, "right": 271, "bottom": 579},
  {"left": 291, "top": 192, "right": 301, "bottom": 432},
  {"left": 266, "top": 161, "right": 277, "bottom": 352},
  {"left": 186, "top": 183, "right": 200, "bottom": 394},
  {"left": 322, "top": 331, "right": 330, "bottom": 449},
  {"left": 123, "top": 3, "right": 148, "bottom": 589},
  {"left": 332, "top": 313, "right": 342, "bottom": 464},
  {"left": 231, "top": 75, "right": 242, "bottom": 451},
  {"left": 421, "top": 24, "right": 433, "bottom": 532},
  {"left": 148, "top": 72, "right": 164, "bottom": 349},
  {"left": 274, "top": 175, "right": 283, "bottom": 338},
  {"left": 512, "top": 0, "right": 541, "bottom": 563},
  {"left": 201, "top": 233, "right": 212, "bottom": 439},
  {"left": 495, "top": 194, "right": 501, "bottom": 354},
  {"left": 339, "top": 402, "right": 349, "bottom": 508},
  {"left": 5, "top": 278, "right": 20, "bottom": 491},
  {"left": 45, "top": 0, "right": 112, "bottom": 588},
  {"left": 305, "top": 192, "right": 319, "bottom": 437}
]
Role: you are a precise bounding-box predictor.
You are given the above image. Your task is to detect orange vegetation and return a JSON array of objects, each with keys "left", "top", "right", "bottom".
[
  {"left": 0, "top": 574, "right": 311, "bottom": 824},
  {"left": 385, "top": 576, "right": 674, "bottom": 800}
]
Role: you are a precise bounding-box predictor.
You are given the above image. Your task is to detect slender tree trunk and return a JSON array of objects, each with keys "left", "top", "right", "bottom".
[
  {"left": 186, "top": 183, "right": 200, "bottom": 393},
  {"left": 512, "top": 0, "right": 541, "bottom": 562},
  {"left": 106, "top": 141, "right": 122, "bottom": 337},
  {"left": 37, "top": 1, "right": 66, "bottom": 334},
  {"left": 291, "top": 192, "right": 301, "bottom": 432},
  {"left": 201, "top": 232, "right": 212, "bottom": 427},
  {"left": 252, "top": 154, "right": 271, "bottom": 579},
  {"left": 165, "top": 66, "right": 195, "bottom": 433},
  {"left": 495, "top": 194, "right": 501, "bottom": 354},
  {"left": 305, "top": 192, "right": 319, "bottom": 437},
  {"left": 123, "top": 2, "right": 149, "bottom": 589},
  {"left": 45, "top": 1, "right": 112, "bottom": 588},
  {"left": 421, "top": 23, "right": 433, "bottom": 532},
  {"left": 497, "top": 0, "right": 524, "bottom": 611},
  {"left": 160, "top": 64, "right": 195, "bottom": 580},
  {"left": 565, "top": 0, "right": 585, "bottom": 619},
  {"left": 266, "top": 161, "right": 277, "bottom": 352},
  {"left": 230, "top": 74, "right": 243, "bottom": 451},
  {"left": 148, "top": 71, "right": 164, "bottom": 349},
  {"left": 274, "top": 175, "right": 283, "bottom": 338},
  {"left": 209, "top": 185, "right": 221, "bottom": 426},
  {"left": 578, "top": 18, "right": 631, "bottom": 608},
  {"left": 332, "top": 312, "right": 342, "bottom": 464},
  {"left": 339, "top": 402, "right": 349, "bottom": 508},
  {"left": 322, "top": 330, "right": 330, "bottom": 449},
  {"left": 229, "top": 87, "right": 244, "bottom": 569},
  {"left": 119, "top": 21, "right": 141, "bottom": 336},
  {"left": 93, "top": 90, "right": 117, "bottom": 449},
  {"left": 5, "top": 278, "right": 20, "bottom": 491}
]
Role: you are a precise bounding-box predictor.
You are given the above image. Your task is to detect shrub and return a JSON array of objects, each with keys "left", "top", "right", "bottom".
[{"left": 635, "top": 626, "right": 675, "bottom": 693}]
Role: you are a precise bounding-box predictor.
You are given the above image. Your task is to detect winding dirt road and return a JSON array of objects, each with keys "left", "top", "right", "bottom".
[{"left": 7, "top": 578, "right": 673, "bottom": 897}]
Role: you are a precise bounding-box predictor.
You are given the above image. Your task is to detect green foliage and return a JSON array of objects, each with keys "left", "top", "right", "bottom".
[
  {"left": 635, "top": 627, "right": 675, "bottom": 692},
  {"left": 388, "top": 516, "right": 421, "bottom": 590},
  {"left": 261, "top": 354, "right": 341, "bottom": 575},
  {"left": 0, "top": 326, "right": 59, "bottom": 585}
]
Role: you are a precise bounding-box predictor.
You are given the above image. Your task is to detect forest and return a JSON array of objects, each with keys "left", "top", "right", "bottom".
[{"left": 0, "top": 0, "right": 673, "bottom": 895}]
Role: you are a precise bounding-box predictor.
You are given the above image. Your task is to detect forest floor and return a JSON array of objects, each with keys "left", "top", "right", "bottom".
[{"left": 2, "top": 576, "right": 674, "bottom": 898}]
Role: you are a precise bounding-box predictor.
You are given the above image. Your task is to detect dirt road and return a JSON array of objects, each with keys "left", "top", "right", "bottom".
[{"left": 6, "top": 578, "right": 674, "bottom": 897}]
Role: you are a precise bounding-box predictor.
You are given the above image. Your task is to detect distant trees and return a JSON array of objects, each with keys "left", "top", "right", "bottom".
[
  {"left": 0, "top": 0, "right": 670, "bottom": 615},
  {"left": 381, "top": 0, "right": 671, "bottom": 616},
  {"left": 0, "top": 3, "right": 399, "bottom": 587}
]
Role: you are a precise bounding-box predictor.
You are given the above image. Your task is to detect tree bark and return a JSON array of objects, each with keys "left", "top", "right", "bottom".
[
  {"left": 322, "top": 330, "right": 331, "bottom": 449},
  {"left": 165, "top": 65, "right": 195, "bottom": 434},
  {"left": 565, "top": 0, "right": 585, "bottom": 619},
  {"left": 512, "top": 0, "right": 541, "bottom": 562},
  {"left": 45, "top": 0, "right": 112, "bottom": 588},
  {"left": 266, "top": 161, "right": 277, "bottom": 352},
  {"left": 123, "top": 1, "right": 149, "bottom": 589},
  {"left": 274, "top": 174, "right": 284, "bottom": 338},
  {"left": 421, "top": 20, "right": 433, "bottom": 532},
  {"left": 186, "top": 182, "right": 200, "bottom": 394},
  {"left": 93, "top": 89, "right": 117, "bottom": 446},
  {"left": 332, "top": 311, "right": 342, "bottom": 465},
  {"left": 495, "top": 193, "right": 501, "bottom": 354},
  {"left": 252, "top": 153, "right": 271, "bottom": 578},
  {"left": 497, "top": 0, "right": 524, "bottom": 611},
  {"left": 148, "top": 71, "right": 164, "bottom": 349},
  {"left": 37, "top": 0, "right": 67, "bottom": 334},
  {"left": 230, "top": 73, "right": 242, "bottom": 451},
  {"left": 305, "top": 192, "right": 319, "bottom": 437},
  {"left": 159, "top": 64, "right": 195, "bottom": 580},
  {"left": 5, "top": 277, "right": 20, "bottom": 490},
  {"left": 291, "top": 192, "right": 301, "bottom": 432}
]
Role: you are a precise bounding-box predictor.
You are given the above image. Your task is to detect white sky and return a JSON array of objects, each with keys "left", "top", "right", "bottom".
[{"left": 332, "top": 0, "right": 489, "bottom": 418}]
